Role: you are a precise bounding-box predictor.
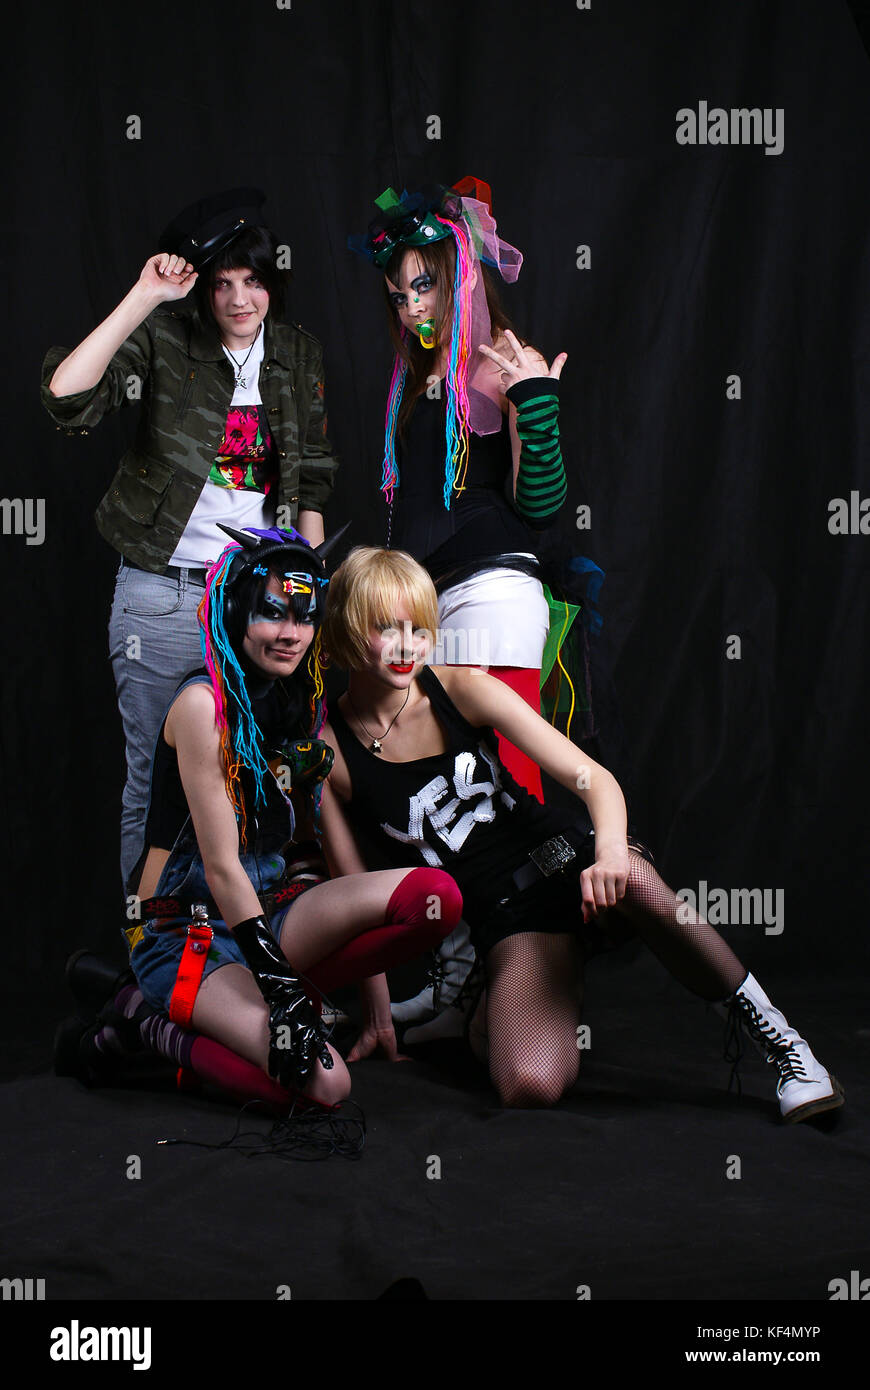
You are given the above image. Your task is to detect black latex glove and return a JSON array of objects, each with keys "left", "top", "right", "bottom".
[{"left": 232, "top": 916, "right": 333, "bottom": 1088}]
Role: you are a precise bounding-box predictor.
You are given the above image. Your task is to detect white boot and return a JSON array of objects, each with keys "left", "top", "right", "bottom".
[
  {"left": 403, "top": 961, "right": 485, "bottom": 1047},
  {"left": 391, "top": 920, "right": 476, "bottom": 1028},
  {"left": 724, "top": 973, "right": 845, "bottom": 1124}
]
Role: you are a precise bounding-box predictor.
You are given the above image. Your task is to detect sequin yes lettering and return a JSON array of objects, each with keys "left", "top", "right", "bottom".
[{"left": 381, "top": 744, "right": 516, "bottom": 866}]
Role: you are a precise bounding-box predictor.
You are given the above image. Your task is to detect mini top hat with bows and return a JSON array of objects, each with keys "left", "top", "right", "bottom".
[{"left": 348, "top": 177, "right": 521, "bottom": 281}]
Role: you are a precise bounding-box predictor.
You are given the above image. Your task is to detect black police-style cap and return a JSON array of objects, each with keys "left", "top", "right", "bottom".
[{"left": 158, "top": 188, "right": 267, "bottom": 271}]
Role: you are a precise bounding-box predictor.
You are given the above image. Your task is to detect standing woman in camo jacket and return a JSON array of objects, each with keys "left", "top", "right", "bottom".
[{"left": 41, "top": 189, "right": 339, "bottom": 888}]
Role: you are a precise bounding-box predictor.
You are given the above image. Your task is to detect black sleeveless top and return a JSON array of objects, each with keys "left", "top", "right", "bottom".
[
  {"left": 388, "top": 393, "right": 534, "bottom": 578},
  {"left": 144, "top": 671, "right": 306, "bottom": 853},
  {"left": 330, "top": 666, "right": 589, "bottom": 919}
]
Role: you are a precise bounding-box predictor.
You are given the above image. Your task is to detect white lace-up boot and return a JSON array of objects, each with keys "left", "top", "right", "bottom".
[
  {"left": 391, "top": 921, "right": 477, "bottom": 1029},
  {"left": 402, "top": 958, "right": 486, "bottom": 1047},
  {"left": 724, "top": 973, "right": 845, "bottom": 1123}
]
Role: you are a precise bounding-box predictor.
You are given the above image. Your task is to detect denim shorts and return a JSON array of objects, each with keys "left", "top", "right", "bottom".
[{"left": 125, "top": 823, "right": 292, "bottom": 1015}]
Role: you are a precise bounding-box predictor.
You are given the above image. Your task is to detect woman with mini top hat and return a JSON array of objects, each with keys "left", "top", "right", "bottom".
[
  {"left": 349, "top": 178, "right": 572, "bottom": 1033},
  {"left": 42, "top": 189, "right": 339, "bottom": 888}
]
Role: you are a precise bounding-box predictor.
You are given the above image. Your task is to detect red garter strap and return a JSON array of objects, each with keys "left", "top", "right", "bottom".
[{"left": 168, "top": 921, "right": 214, "bottom": 1026}]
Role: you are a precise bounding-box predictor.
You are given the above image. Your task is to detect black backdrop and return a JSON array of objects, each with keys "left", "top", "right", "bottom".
[{"left": 4, "top": 0, "right": 870, "bottom": 989}]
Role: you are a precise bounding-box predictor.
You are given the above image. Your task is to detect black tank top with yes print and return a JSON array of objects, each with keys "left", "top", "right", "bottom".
[{"left": 329, "top": 666, "right": 589, "bottom": 919}]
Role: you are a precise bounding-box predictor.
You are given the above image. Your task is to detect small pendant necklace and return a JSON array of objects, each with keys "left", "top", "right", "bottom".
[
  {"left": 223, "top": 324, "right": 261, "bottom": 389},
  {"left": 346, "top": 687, "right": 411, "bottom": 753}
]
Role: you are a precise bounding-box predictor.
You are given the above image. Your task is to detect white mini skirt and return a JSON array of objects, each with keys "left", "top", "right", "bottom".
[{"left": 433, "top": 564, "right": 550, "bottom": 669}]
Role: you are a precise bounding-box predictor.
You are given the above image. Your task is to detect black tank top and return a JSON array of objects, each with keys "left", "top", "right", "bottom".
[
  {"left": 144, "top": 671, "right": 306, "bottom": 852},
  {"left": 329, "top": 666, "right": 584, "bottom": 917},
  {"left": 388, "top": 393, "right": 534, "bottom": 577}
]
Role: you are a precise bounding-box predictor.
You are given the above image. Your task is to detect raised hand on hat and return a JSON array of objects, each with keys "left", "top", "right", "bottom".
[
  {"left": 137, "top": 252, "right": 198, "bottom": 304},
  {"left": 47, "top": 253, "right": 199, "bottom": 398}
]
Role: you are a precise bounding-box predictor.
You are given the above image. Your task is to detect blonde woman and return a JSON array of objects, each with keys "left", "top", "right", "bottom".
[{"left": 318, "top": 547, "right": 843, "bottom": 1122}]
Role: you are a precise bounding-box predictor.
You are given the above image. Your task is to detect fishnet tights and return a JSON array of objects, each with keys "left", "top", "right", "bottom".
[
  {"left": 486, "top": 932, "right": 583, "bottom": 1109},
  {"left": 617, "top": 850, "right": 746, "bottom": 1001},
  {"left": 483, "top": 849, "right": 747, "bottom": 1108}
]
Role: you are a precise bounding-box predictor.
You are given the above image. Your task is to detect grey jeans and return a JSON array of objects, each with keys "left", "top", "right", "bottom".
[{"left": 108, "top": 560, "right": 207, "bottom": 887}]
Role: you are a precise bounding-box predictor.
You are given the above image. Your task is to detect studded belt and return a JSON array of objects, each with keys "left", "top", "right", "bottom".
[
  {"left": 511, "top": 831, "right": 584, "bottom": 893},
  {"left": 510, "top": 829, "right": 652, "bottom": 896}
]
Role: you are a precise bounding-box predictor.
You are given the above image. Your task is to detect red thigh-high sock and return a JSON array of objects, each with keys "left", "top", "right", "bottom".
[
  {"left": 306, "top": 867, "right": 462, "bottom": 993},
  {"left": 194, "top": 866, "right": 460, "bottom": 1104},
  {"left": 488, "top": 666, "right": 543, "bottom": 802},
  {"left": 98, "top": 870, "right": 460, "bottom": 1110}
]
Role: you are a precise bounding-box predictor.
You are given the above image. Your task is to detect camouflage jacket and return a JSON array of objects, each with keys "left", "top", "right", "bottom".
[{"left": 40, "top": 306, "right": 339, "bottom": 573}]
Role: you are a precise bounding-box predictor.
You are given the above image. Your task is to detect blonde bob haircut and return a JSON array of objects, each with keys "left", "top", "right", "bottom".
[{"left": 323, "top": 546, "right": 439, "bottom": 671}]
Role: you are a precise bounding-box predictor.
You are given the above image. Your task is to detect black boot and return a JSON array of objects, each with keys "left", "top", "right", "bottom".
[
  {"left": 54, "top": 951, "right": 170, "bottom": 1087},
  {"left": 65, "top": 949, "right": 133, "bottom": 1016}
]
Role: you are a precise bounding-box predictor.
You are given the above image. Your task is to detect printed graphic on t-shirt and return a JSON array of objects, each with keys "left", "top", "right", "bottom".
[
  {"left": 381, "top": 743, "right": 515, "bottom": 867},
  {"left": 209, "top": 406, "right": 276, "bottom": 492}
]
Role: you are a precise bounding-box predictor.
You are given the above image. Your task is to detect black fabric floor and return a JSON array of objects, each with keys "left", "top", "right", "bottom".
[{"left": 2, "top": 953, "right": 867, "bottom": 1309}]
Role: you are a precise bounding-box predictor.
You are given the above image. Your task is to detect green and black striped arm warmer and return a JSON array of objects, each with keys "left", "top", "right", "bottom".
[{"left": 505, "top": 377, "right": 567, "bottom": 528}]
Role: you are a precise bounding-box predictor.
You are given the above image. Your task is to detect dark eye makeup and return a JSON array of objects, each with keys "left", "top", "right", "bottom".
[{"left": 388, "top": 272, "right": 435, "bottom": 308}]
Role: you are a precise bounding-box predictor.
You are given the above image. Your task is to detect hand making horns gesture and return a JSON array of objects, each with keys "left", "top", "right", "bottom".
[{"left": 479, "top": 327, "right": 567, "bottom": 390}]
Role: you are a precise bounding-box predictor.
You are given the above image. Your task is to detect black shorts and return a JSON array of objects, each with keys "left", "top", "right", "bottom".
[{"left": 469, "top": 830, "right": 653, "bottom": 961}]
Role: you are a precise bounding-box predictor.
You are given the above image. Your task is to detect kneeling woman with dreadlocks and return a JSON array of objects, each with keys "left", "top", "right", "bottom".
[
  {"left": 319, "top": 547, "right": 843, "bottom": 1122},
  {"left": 80, "top": 527, "right": 461, "bottom": 1110}
]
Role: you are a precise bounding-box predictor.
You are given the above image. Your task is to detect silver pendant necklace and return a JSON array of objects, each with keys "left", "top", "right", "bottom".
[
  {"left": 346, "top": 687, "right": 411, "bottom": 753},
  {"left": 223, "top": 325, "right": 261, "bottom": 389}
]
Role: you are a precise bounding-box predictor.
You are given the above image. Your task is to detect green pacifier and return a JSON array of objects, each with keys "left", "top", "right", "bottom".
[{"left": 415, "top": 318, "right": 437, "bottom": 349}]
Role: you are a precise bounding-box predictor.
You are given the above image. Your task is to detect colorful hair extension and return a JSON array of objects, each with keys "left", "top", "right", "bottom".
[
  {"left": 197, "top": 549, "right": 233, "bottom": 743},
  {"left": 197, "top": 548, "right": 272, "bottom": 849},
  {"left": 305, "top": 630, "right": 330, "bottom": 833},
  {"left": 436, "top": 213, "right": 474, "bottom": 508},
  {"left": 306, "top": 630, "right": 327, "bottom": 735},
  {"left": 381, "top": 346, "right": 407, "bottom": 503},
  {"left": 381, "top": 218, "right": 474, "bottom": 512}
]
